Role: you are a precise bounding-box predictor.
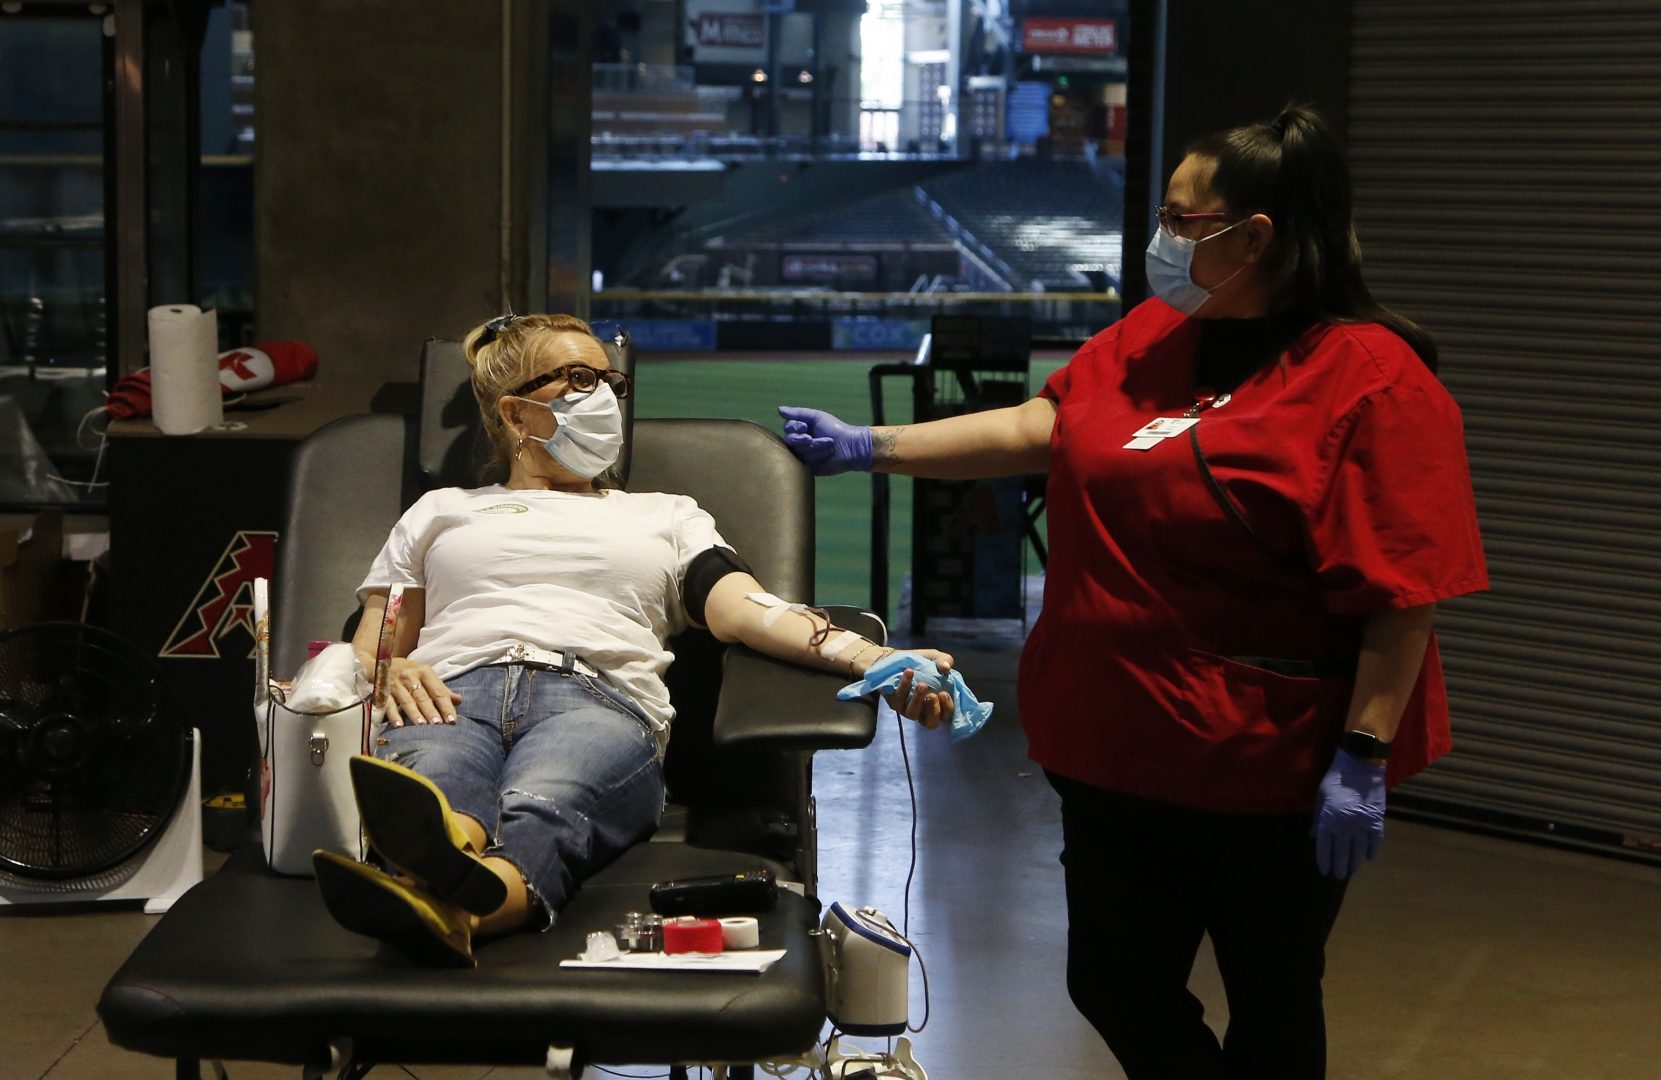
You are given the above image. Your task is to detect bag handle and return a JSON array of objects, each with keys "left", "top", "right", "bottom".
[
  {"left": 370, "top": 584, "right": 405, "bottom": 712},
  {"left": 253, "top": 577, "right": 272, "bottom": 707}
]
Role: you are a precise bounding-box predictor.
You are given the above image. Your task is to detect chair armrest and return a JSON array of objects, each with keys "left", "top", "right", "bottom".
[{"left": 713, "top": 647, "right": 878, "bottom": 752}]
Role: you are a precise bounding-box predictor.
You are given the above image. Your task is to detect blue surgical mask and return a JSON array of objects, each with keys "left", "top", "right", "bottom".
[{"left": 1144, "top": 219, "right": 1247, "bottom": 316}]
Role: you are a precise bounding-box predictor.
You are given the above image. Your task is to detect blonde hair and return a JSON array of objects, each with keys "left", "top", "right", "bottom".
[{"left": 462, "top": 313, "right": 596, "bottom": 481}]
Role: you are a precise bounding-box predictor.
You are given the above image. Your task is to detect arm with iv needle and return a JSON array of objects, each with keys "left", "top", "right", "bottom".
[{"left": 699, "top": 572, "right": 957, "bottom": 731}]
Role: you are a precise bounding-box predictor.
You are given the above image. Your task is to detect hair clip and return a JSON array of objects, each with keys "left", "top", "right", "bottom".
[{"left": 478, "top": 313, "right": 523, "bottom": 347}]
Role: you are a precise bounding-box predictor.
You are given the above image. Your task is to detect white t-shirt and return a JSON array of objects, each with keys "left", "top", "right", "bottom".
[{"left": 357, "top": 484, "right": 727, "bottom": 741}]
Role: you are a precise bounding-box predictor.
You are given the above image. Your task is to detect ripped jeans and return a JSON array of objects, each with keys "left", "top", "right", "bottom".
[{"left": 375, "top": 662, "right": 664, "bottom": 927}]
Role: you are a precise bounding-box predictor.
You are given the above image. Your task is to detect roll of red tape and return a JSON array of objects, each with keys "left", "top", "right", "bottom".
[{"left": 662, "top": 917, "right": 724, "bottom": 955}]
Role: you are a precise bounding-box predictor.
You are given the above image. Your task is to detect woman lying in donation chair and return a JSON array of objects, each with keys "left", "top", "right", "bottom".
[{"left": 313, "top": 313, "right": 956, "bottom": 967}]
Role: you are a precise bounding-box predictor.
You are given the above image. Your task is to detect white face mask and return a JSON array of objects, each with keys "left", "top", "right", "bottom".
[
  {"left": 513, "top": 383, "right": 623, "bottom": 479},
  {"left": 1144, "top": 218, "right": 1247, "bottom": 316}
]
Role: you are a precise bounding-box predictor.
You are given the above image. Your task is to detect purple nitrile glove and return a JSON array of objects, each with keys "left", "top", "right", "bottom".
[
  {"left": 1313, "top": 747, "right": 1386, "bottom": 880},
  {"left": 777, "top": 406, "right": 874, "bottom": 477}
]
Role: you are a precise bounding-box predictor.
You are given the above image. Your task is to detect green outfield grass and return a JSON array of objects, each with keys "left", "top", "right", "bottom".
[{"left": 633, "top": 356, "right": 1066, "bottom": 620}]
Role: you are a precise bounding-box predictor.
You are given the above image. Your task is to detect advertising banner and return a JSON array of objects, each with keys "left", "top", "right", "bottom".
[
  {"left": 1020, "top": 18, "right": 1118, "bottom": 56},
  {"left": 781, "top": 253, "right": 881, "bottom": 287},
  {"left": 831, "top": 318, "right": 929, "bottom": 351}
]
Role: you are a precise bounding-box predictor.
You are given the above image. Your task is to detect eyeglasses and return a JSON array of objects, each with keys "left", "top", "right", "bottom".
[
  {"left": 511, "top": 365, "right": 632, "bottom": 399},
  {"left": 1155, "top": 205, "right": 1239, "bottom": 237}
]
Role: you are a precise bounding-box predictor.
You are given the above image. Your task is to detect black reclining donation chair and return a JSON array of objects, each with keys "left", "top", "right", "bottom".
[{"left": 98, "top": 337, "right": 882, "bottom": 1079}]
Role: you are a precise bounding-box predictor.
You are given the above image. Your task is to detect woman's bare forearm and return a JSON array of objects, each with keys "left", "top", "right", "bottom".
[
  {"left": 703, "top": 574, "right": 891, "bottom": 676},
  {"left": 870, "top": 397, "right": 1056, "bottom": 479},
  {"left": 1344, "top": 603, "right": 1436, "bottom": 743}
]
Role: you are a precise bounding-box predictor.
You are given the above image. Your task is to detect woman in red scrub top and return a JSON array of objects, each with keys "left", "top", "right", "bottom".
[{"left": 778, "top": 104, "right": 1486, "bottom": 1079}]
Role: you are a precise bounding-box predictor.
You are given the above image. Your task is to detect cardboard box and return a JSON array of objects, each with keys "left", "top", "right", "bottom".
[{"left": 0, "top": 511, "right": 87, "bottom": 630}]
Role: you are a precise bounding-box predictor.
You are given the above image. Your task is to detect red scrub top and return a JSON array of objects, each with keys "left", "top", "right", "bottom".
[{"left": 1022, "top": 298, "right": 1488, "bottom": 814}]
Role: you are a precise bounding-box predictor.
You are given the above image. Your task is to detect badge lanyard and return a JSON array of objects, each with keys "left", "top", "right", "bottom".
[
  {"left": 1122, "top": 388, "right": 1231, "bottom": 451},
  {"left": 1138, "top": 387, "right": 1308, "bottom": 574}
]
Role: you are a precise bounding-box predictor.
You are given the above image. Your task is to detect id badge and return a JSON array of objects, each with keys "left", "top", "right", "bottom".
[
  {"left": 1123, "top": 416, "right": 1198, "bottom": 451},
  {"left": 1132, "top": 417, "right": 1200, "bottom": 439}
]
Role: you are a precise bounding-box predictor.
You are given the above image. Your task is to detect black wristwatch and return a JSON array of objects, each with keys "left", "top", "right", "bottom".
[{"left": 1339, "top": 729, "right": 1391, "bottom": 762}]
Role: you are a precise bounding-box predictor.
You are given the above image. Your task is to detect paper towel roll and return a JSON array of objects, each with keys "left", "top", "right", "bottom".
[{"left": 148, "top": 304, "right": 223, "bottom": 434}]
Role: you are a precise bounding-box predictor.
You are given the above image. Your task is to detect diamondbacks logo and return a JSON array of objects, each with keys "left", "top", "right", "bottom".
[{"left": 161, "top": 531, "right": 278, "bottom": 659}]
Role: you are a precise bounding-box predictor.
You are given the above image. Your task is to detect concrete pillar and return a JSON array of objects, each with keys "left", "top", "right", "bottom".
[
  {"left": 253, "top": 0, "right": 590, "bottom": 383},
  {"left": 1121, "top": 0, "right": 1351, "bottom": 306}
]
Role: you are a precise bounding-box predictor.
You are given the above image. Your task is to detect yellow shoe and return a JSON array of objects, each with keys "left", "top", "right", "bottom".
[
  {"left": 349, "top": 755, "right": 506, "bottom": 916},
  {"left": 313, "top": 850, "right": 474, "bottom": 968}
]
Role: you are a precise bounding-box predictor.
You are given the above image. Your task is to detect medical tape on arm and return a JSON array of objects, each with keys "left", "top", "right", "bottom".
[
  {"left": 744, "top": 590, "right": 839, "bottom": 649},
  {"left": 817, "top": 629, "right": 865, "bottom": 661}
]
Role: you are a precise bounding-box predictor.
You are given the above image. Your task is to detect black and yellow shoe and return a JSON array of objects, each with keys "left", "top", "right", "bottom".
[
  {"left": 313, "top": 849, "right": 475, "bottom": 968},
  {"left": 349, "top": 755, "right": 507, "bottom": 917}
]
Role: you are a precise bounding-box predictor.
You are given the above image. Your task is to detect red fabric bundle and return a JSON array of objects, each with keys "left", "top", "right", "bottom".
[{"left": 105, "top": 341, "right": 319, "bottom": 420}]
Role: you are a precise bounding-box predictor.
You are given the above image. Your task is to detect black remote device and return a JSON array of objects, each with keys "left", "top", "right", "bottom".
[{"left": 648, "top": 869, "right": 777, "bottom": 916}]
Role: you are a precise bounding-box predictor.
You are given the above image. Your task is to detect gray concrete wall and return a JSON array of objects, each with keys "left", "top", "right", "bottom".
[{"left": 254, "top": 0, "right": 580, "bottom": 383}]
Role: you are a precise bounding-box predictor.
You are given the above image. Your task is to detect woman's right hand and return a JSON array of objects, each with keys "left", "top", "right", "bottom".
[
  {"left": 383, "top": 657, "right": 460, "bottom": 726},
  {"left": 886, "top": 649, "right": 956, "bottom": 732},
  {"left": 778, "top": 406, "right": 874, "bottom": 476}
]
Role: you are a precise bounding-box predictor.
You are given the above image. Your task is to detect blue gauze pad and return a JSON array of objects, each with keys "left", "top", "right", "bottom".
[{"left": 836, "top": 649, "right": 994, "bottom": 741}]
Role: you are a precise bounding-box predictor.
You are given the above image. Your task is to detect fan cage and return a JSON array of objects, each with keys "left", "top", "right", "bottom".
[
  {"left": 0, "top": 859, "right": 140, "bottom": 894},
  {"left": 0, "top": 623, "right": 191, "bottom": 880}
]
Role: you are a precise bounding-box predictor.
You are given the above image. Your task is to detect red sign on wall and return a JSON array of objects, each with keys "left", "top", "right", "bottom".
[
  {"left": 697, "top": 13, "right": 765, "bottom": 49},
  {"left": 1021, "top": 18, "right": 1118, "bottom": 56}
]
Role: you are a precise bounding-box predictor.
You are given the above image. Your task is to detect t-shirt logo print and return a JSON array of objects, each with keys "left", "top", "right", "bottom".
[{"left": 478, "top": 503, "right": 530, "bottom": 515}]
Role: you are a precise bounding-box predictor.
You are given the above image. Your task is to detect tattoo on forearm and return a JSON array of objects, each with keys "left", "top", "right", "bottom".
[{"left": 872, "top": 427, "right": 902, "bottom": 464}]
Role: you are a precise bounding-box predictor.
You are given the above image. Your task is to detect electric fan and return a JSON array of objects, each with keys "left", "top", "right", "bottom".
[{"left": 0, "top": 622, "right": 202, "bottom": 912}]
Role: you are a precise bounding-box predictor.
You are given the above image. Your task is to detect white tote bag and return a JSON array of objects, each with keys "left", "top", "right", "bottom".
[{"left": 253, "top": 580, "right": 401, "bottom": 876}]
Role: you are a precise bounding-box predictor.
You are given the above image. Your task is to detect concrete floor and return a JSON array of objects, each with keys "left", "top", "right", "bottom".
[{"left": 5, "top": 638, "right": 1661, "bottom": 1079}]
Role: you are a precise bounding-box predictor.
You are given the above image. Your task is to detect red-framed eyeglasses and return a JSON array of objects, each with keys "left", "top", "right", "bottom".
[{"left": 1155, "top": 205, "right": 1238, "bottom": 235}]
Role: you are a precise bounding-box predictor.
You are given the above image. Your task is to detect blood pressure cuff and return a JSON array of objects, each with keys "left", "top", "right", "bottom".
[{"left": 683, "top": 546, "right": 754, "bottom": 626}]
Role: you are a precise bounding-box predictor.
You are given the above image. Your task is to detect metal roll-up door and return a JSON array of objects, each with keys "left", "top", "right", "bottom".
[{"left": 1347, "top": 1, "right": 1661, "bottom": 857}]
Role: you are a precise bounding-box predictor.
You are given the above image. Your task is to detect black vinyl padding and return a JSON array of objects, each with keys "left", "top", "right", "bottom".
[
  {"left": 717, "top": 647, "right": 878, "bottom": 751},
  {"left": 269, "top": 412, "right": 412, "bottom": 676},
  {"left": 98, "top": 845, "right": 824, "bottom": 1068},
  {"left": 628, "top": 418, "right": 812, "bottom": 599}
]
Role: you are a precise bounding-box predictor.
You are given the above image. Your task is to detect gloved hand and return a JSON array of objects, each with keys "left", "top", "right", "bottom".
[
  {"left": 1313, "top": 747, "right": 1386, "bottom": 879},
  {"left": 837, "top": 649, "right": 994, "bottom": 741},
  {"left": 777, "top": 406, "right": 874, "bottom": 476}
]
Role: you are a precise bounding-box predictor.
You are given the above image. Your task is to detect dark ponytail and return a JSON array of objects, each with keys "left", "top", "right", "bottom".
[{"left": 1188, "top": 105, "right": 1438, "bottom": 371}]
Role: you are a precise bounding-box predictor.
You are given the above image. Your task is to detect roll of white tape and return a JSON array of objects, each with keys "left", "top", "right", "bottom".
[{"left": 719, "top": 916, "right": 760, "bottom": 950}]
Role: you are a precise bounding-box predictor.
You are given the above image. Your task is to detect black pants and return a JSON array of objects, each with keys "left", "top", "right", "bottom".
[{"left": 1047, "top": 772, "right": 1349, "bottom": 1080}]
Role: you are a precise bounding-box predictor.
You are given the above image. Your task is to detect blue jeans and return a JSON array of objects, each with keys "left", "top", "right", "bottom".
[{"left": 375, "top": 662, "right": 664, "bottom": 926}]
